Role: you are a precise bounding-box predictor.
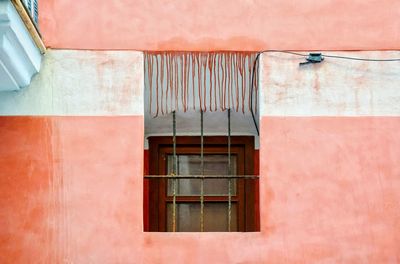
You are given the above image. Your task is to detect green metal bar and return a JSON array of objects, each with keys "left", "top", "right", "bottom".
[
  {"left": 145, "top": 175, "right": 259, "bottom": 179},
  {"left": 200, "top": 110, "right": 204, "bottom": 232},
  {"left": 228, "top": 108, "right": 232, "bottom": 232},
  {"left": 172, "top": 111, "right": 177, "bottom": 232}
]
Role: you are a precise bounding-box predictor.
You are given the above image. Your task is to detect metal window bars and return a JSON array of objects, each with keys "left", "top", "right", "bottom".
[
  {"left": 145, "top": 109, "right": 259, "bottom": 232},
  {"left": 227, "top": 109, "right": 232, "bottom": 231},
  {"left": 200, "top": 110, "right": 204, "bottom": 231},
  {"left": 172, "top": 111, "right": 177, "bottom": 232}
]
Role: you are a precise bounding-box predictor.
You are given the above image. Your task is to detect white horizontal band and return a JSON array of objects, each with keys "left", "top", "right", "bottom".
[
  {"left": 3, "top": 50, "right": 399, "bottom": 117},
  {"left": 260, "top": 51, "right": 400, "bottom": 117},
  {"left": 0, "top": 49, "right": 144, "bottom": 116}
]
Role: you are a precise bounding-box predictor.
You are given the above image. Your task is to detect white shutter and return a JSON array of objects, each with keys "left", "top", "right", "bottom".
[
  {"left": 21, "top": 0, "right": 39, "bottom": 26},
  {"left": 33, "top": 0, "right": 38, "bottom": 24}
]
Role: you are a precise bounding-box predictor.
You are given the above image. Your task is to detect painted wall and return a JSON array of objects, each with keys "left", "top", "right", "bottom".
[
  {"left": 259, "top": 52, "right": 400, "bottom": 262},
  {"left": 0, "top": 50, "right": 145, "bottom": 263},
  {"left": 39, "top": 0, "right": 400, "bottom": 51},
  {"left": 0, "top": 50, "right": 143, "bottom": 115},
  {"left": 259, "top": 116, "right": 400, "bottom": 263},
  {"left": 0, "top": 117, "right": 54, "bottom": 263},
  {"left": 1, "top": 50, "right": 400, "bottom": 262},
  {"left": 2, "top": 120, "right": 399, "bottom": 262},
  {"left": 260, "top": 51, "right": 400, "bottom": 116},
  {"left": 0, "top": 116, "right": 144, "bottom": 263}
]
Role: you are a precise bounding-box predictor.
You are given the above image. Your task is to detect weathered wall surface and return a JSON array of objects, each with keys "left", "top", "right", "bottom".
[
  {"left": 0, "top": 50, "right": 144, "bottom": 115},
  {"left": 259, "top": 51, "right": 400, "bottom": 262},
  {"left": 260, "top": 51, "right": 400, "bottom": 116},
  {"left": 259, "top": 116, "right": 400, "bottom": 263},
  {"left": 39, "top": 0, "right": 400, "bottom": 51},
  {"left": 0, "top": 117, "right": 54, "bottom": 263},
  {"left": 1, "top": 50, "right": 400, "bottom": 263},
  {"left": 0, "top": 116, "right": 144, "bottom": 263},
  {"left": 2, "top": 117, "right": 399, "bottom": 263},
  {"left": 0, "top": 50, "right": 145, "bottom": 263}
]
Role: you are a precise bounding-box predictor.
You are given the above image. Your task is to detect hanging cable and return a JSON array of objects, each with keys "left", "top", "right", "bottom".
[
  {"left": 249, "top": 49, "right": 400, "bottom": 135},
  {"left": 322, "top": 54, "right": 400, "bottom": 62},
  {"left": 250, "top": 53, "right": 260, "bottom": 136},
  {"left": 257, "top": 50, "right": 400, "bottom": 61}
]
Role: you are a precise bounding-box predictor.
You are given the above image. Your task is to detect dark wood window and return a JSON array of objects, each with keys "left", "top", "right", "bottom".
[{"left": 148, "top": 136, "right": 258, "bottom": 232}]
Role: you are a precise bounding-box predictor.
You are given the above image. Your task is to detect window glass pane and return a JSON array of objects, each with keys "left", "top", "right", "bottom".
[
  {"left": 204, "top": 203, "right": 238, "bottom": 232},
  {"left": 167, "top": 155, "right": 237, "bottom": 196},
  {"left": 167, "top": 203, "right": 237, "bottom": 232}
]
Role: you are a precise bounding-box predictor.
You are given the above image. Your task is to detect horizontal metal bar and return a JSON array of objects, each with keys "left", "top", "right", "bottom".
[
  {"left": 165, "top": 196, "right": 239, "bottom": 202},
  {"left": 144, "top": 175, "right": 259, "bottom": 179}
]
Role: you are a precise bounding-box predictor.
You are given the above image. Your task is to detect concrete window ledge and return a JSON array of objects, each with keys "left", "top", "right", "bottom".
[{"left": 0, "top": 0, "right": 44, "bottom": 91}]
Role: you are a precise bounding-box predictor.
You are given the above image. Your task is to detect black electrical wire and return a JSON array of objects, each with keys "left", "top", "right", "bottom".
[
  {"left": 322, "top": 54, "right": 400, "bottom": 62},
  {"left": 249, "top": 50, "right": 400, "bottom": 135},
  {"left": 259, "top": 50, "right": 400, "bottom": 61},
  {"left": 250, "top": 53, "right": 261, "bottom": 136}
]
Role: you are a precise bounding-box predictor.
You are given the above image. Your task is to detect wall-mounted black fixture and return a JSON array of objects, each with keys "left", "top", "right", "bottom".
[{"left": 299, "top": 53, "right": 324, "bottom": 66}]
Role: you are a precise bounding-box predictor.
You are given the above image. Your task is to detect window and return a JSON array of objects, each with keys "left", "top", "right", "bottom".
[
  {"left": 143, "top": 51, "right": 260, "bottom": 232},
  {"left": 147, "top": 136, "right": 258, "bottom": 232}
]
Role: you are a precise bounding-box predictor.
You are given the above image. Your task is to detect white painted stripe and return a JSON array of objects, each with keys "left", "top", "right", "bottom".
[
  {"left": 3, "top": 50, "right": 399, "bottom": 117},
  {"left": 0, "top": 49, "right": 144, "bottom": 115},
  {"left": 260, "top": 51, "right": 400, "bottom": 116}
]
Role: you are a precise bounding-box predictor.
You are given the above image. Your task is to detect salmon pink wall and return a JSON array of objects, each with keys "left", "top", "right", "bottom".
[
  {"left": 0, "top": 118, "right": 54, "bottom": 263},
  {"left": 1, "top": 49, "right": 400, "bottom": 262},
  {"left": 259, "top": 117, "right": 400, "bottom": 262},
  {"left": 0, "top": 116, "right": 144, "bottom": 263},
  {"left": 2, "top": 116, "right": 399, "bottom": 263},
  {"left": 39, "top": 0, "right": 400, "bottom": 51}
]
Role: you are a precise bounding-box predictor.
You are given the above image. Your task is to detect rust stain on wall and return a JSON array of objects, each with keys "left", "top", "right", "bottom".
[{"left": 145, "top": 51, "right": 259, "bottom": 116}]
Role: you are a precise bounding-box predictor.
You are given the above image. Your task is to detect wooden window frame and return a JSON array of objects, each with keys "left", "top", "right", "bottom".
[{"left": 148, "top": 136, "right": 257, "bottom": 232}]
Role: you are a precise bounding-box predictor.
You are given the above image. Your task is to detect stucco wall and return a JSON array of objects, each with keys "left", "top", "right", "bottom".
[
  {"left": 39, "top": 0, "right": 400, "bottom": 51},
  {"left": 0, "top": 116, "right": 144, "bottom": 263},
  {"left": 1, "top": 50, "right": 400, "bottom": 263},
  {"left": 0, "top": 50, "right": 145, "bottom": 263},
  {"left": 0, "top": 50, "right": 144, "bottom": 116},
  {"left": 258, "top": 51, "right": 400, "bottom": 262},
  {"left": 1, "top": 118, "right": 399, "bottom": 263},
  {"left": 260, "top": 51, "right": 400, "bottom": 116},
  {"left": 259, "top": 116, "right": 400, "bottom": 263}
]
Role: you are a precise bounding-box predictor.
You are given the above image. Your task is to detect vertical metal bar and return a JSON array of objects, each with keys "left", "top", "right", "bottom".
[
  {"left": 200, "top": 110, "right": 204, "bottom": 232},
  {"left": 228, "top": 108, "right": 232, "bottom": 232},
  {"left": 172, "top": 111, "right": 177, "bottom": 232}
]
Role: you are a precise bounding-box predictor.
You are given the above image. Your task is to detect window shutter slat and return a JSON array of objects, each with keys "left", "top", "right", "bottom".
[{"left": 33, "top": 0, "right": 38, "bottom": 24}]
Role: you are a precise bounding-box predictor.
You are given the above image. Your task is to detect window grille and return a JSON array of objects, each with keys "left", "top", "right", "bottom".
[{"left": 145, "top": 110, "right": 259, "bottom": 232}]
